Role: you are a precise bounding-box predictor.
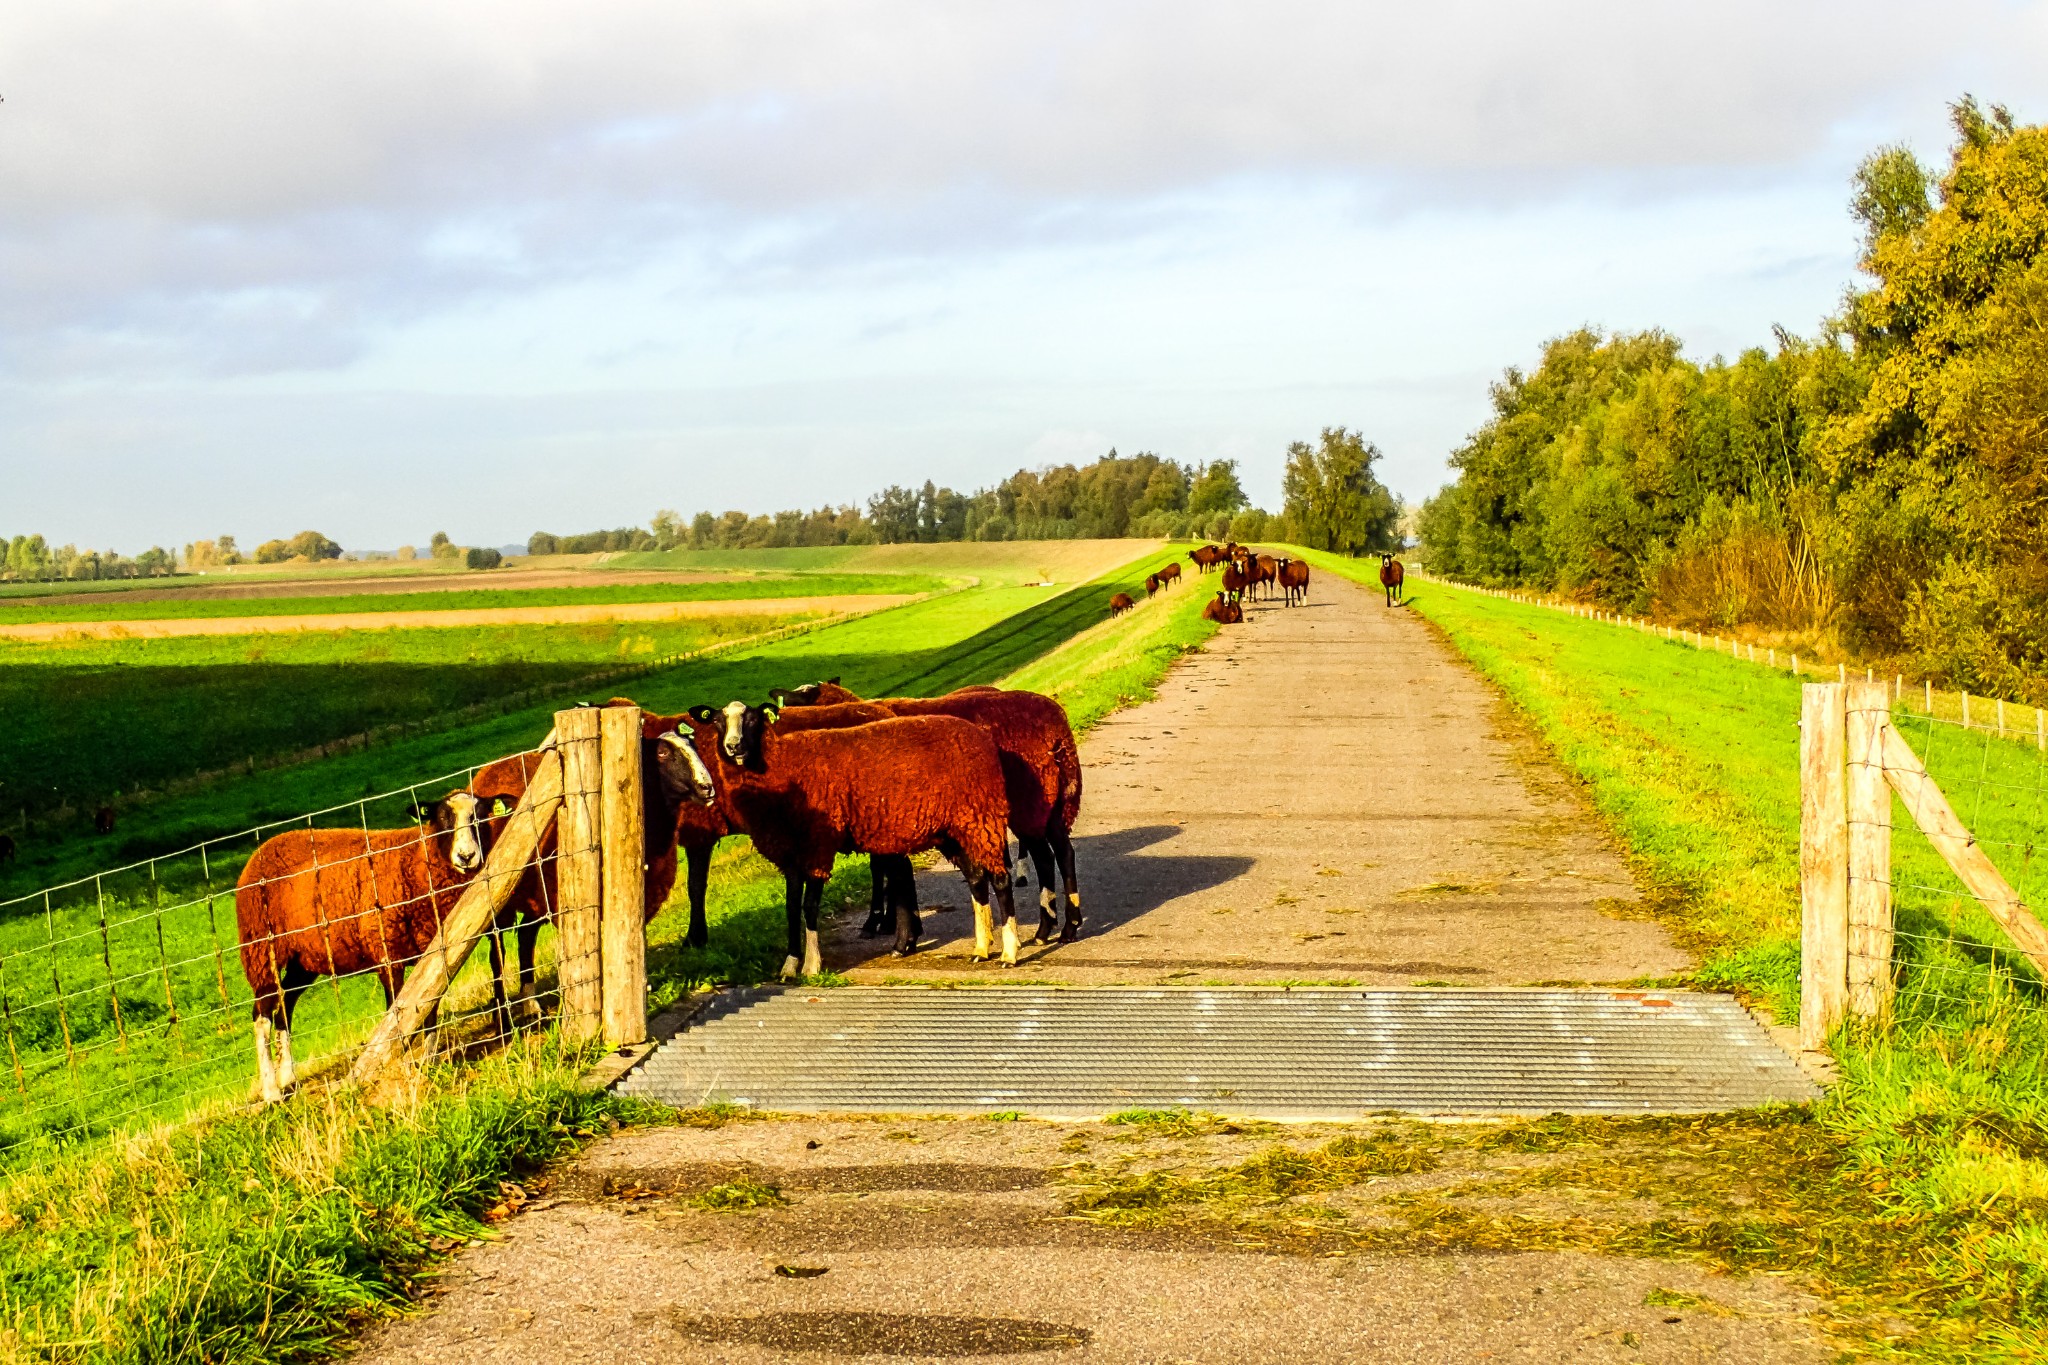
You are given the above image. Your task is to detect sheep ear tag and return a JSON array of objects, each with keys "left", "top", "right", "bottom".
[
  {"left": 688, "top": 705, "right": 717, "bottom": 723},
  {"left": 761, "top": 703, "right": 782, "bottom": 724},
  {"left": 491, "top": 798, "right": 511, "bottom": 818}
]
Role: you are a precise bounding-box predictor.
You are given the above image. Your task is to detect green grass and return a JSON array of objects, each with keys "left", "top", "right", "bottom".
[
  {"left": 0, "top": 574, "right": 947, "bottom": 624},
  {"left": 0, "top": 614, "right": 821, "bottom": 848},
  {"left": 0, "top": 538, "right": 1219, "bottom": 1365},
  {"left": 1292, "top": 548, "right": 2048, "bottom": 1356},
  {"left": 0, "top": 1034, "right": 651, "bottom": 1364},
  {"left": 0, "top": 546, "right": 1174, "bottom": 1165},
  {"left": 1001, "top": 572, "right": 1219, "bottom": 732}
]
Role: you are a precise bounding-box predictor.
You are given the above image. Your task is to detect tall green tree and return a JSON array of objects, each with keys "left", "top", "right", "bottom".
[{"left": 1280, "top": 427, "right": 1400, "bottom": 555}]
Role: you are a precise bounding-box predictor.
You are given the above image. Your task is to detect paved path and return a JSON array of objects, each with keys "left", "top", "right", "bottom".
[
  {"left": 840, "top": 568, "right": 1685, "bottom": 985},
  {"left": 349, "top": 567, "right": 1836, "bottom": 1364},
  {"left": 353, "top": 1116, "right": 1833, "bottom": 1365}
]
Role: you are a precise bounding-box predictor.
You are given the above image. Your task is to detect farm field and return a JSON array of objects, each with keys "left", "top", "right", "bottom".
[
  {"left": 0, "top": 541, "right": 1177, "bottom": 1169},
  {"left": 1298, "top": 548, "right": 2048, "bottom": 1356},
  {"left": 0, "top": 572, "right": 948, "bottom": 624}
]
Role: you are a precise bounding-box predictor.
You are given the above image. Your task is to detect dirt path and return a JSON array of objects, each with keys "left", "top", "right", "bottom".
[
  {"left": 353, "top": 1115, "right": 1833, "bottom": 1364},
  {"left": 839, "top": 568, "right": 1684, "bottom": 985},
  {"left": 0, "top": 594, "right": 917, "bottom": 641}
]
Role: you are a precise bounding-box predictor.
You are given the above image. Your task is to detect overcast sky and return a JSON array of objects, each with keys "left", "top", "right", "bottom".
[{"left": 4, "top": 2, "right": 2045, "bottom": 551}]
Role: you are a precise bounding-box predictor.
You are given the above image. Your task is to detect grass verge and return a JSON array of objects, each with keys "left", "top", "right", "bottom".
[{"left": 1289, "top": 546, "right": 2048, "bottom": 1359}]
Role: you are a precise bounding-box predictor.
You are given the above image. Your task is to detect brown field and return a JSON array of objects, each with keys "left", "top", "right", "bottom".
[
  {"left": 23, "top": 567, "right": 777, "bottom": 607},
  {"left": 0, "top": 593, "right": 919, "bottom": 641}
]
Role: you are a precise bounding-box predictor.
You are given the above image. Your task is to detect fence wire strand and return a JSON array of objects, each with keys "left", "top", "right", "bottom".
[
  {"left": 1847, "top": 705, "right": 2048, "bottom": 1034},
  {"left": 0, "top": 740, "right": 606, "bottom": 1172}
]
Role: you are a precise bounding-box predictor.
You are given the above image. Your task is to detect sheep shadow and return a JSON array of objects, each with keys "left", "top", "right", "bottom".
[{"left": 828, "top": 822, "right": 1252, "bottom": 967}]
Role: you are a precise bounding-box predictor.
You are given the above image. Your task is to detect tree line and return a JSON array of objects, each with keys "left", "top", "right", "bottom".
[
  {"left": 532, "top": 435, "right": 1401, "bottom": 558},
  {"left": 1419, "top": 98, "right": 2048, "bottom": 700}
]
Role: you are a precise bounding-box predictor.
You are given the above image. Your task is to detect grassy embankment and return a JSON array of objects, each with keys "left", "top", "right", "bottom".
[
  {"left": 0, "top": 542, "right": 1209, "bottom": 1363},
  {"left": 1294, "top": 546, "right": 2048, "bottom": 1358}
]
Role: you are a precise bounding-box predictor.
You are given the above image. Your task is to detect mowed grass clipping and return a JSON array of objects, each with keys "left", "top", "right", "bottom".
[
  {"left": 0, "top": 543, "right": 1200, "bottom": 1364},
  {"left": 1292, "top": 548, "right": 2048, "bottom": 1354}
]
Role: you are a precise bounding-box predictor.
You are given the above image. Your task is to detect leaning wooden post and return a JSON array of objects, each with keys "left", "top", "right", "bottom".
[
  {"left": 1879, "top": 725, "right": 2048, "bottom": 979},
  {"left": 351, "top": 746, "right": 564, "bottom": 1081},
  {"left": 599, "top": 705, "right": 648, "bottom": 1048},
  {"left": 555, "top": 707, "right": 605, "bottom": 1044},
  {"left": 1800, "top": 683, "right": 1850, "bottom": 1054},
  {"left": 1845, "top": 682, "right": 1894, "bottom": 1021}
]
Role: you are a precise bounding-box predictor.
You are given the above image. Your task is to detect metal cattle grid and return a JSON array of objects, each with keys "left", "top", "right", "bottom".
[{"left": 615, "top": 986, "right": 1819, "bottom": 1119}]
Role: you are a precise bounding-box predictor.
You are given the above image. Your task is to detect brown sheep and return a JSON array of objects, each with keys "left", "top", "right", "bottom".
[
  {"left": 235, "top": 792, "right": 492, "bottom": 1102},
  {"left": 1379, "top": 552, "right": 1406, "bottom": 606},
  {"left": 1156, "top": 561, "right": 1181, "bottom": 588},
  {"left": 762, "top": 684, "right": 1084, "bottom": 943},
  {"left": 672, "top": 710, "right": 1020, "bottom": 973},
  {"left": 1201, "top": 591, "right": 1244, "bottom": 624},
  {"left": 1248, "top": 554, "right": 1279, "bottom": 600},
  {"left": 1221, "top": 561, "right": 1250, "bottom": 601},
  {"left": 1109, "top": 591, "right": 1135, "bottom": 616},
  {"left": 745, "top": 698, "right": 922, "bottom": 953},
  {"left": 1188, "top": 544, "right": 1227, "bottom": 573},
  {"left": 93, "top": 806, "right": 116, "bottom": 835},
  {"left": 1277, "top": 557, "right": 1310, "bottom": 606},
  {"left": 470, "top": 707, "right": 718, "bottom": 1021}
]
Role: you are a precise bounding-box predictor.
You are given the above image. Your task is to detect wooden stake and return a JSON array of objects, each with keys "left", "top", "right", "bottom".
[
  {"left": 1800, "top": 684, "right": 1849, "bottom": 1054},
  {"left": 1880, "top": 724, "right": 2048, "bottom": 980},
  {"left": 554, "top": 707, "right": 604, "bottom": 1044},
  {"left": 1963, "top": 691, "right": 1971, "bottom": 729},
  {"left": 1846, "top": 682, "right": 1894, "bottom": 1021},
  {"left": 350, "top": 746, "right": 564, "bottom": 1081},
  {"left": 599, "top": 705, "right": 648, "bottom": 1048},
  {"left": 1925, "top": 680, "right": 1933, "bottom": 715}
]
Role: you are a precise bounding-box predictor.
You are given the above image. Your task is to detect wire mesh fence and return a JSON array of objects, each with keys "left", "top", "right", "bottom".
[
  {"left": 1848, "top": 703, "right": 2048, "bottom": 1034},
  {"left": 0, "top": 736, "right": 596, "bottom": 1174}
]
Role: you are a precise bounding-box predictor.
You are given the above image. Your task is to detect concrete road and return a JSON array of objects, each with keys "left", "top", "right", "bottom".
[
  {"left": 354, "top": 1117, "right": 1834, "bottom": 1364},
  {"left": 838, "top": 566, "right": 1685, "bottom": 985}
]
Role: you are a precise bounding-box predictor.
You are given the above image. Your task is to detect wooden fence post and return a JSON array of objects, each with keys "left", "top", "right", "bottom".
[
  {"left": 599, "top": 705, "right": 648, "bottom": 1048},
  {"left": 1845, "top": 681, "right": 1894, "bottom": 1021},
  {"left": 1800, "top": 683, "right": 1849, "bottom": 1054},
  {"left": 351, "top": 746, "right": 564, "bottom": 1081},
  {"left": 555, "top": 707, "right": 604, "bottom": 1044}
]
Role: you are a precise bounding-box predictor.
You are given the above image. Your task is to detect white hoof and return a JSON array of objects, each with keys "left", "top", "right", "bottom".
[
  {"left": 780, "top": 954, "right": 801, "bottom": 982},
  {"left": 801, "top": 928, "right": 823, "bottom": 978},
  {"left": 1001, "top": 920, "right": 1019, "bottom": 966}
]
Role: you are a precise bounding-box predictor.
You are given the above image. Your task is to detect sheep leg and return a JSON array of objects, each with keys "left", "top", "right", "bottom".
[
  {"left": 253, "top": 1014, "right": 283, "bottom": 1105},
  {"left": 515, "top": 919, "right": 543, "bottom": 1022},
  {"left": 861, "top": 854, "right": 890, "bottom": 938},
  {"left": 486, "top": 928, "right": 512, "bottom": 1036},
  {"left": 781, "top": 872, "right": 805, "bottom": 981},
  {"left": 1024, "top": 836, "right": 1060, "bottom": 942},
  {"left": 969, "top": 875, "right": 994, "bottom": 963},
  {"left": 889, "top": 857, "right": 922, "bottom": 957},
  {"left": 684, "top": 840, "right": 712, "bottom": 949},
  {"left": 276, "top": 968, "right": 311, "bottom": 1091},
  {"left": 991, "top": 868, "right": 1020, "bottom": 967},
  {"left": 801, "top": 877, "right": 825, "bottom": 978},
  {"left": 1013, "top": 838, "right": 1029, "bottom": 887},
  {"left": 1053, "top": 830, "right": 1083, "bottom": 942}
]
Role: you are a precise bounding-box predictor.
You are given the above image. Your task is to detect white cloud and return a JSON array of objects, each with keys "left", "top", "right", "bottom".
[{"left": 2, "top": 0, "right": 2045, "bottom": 540}]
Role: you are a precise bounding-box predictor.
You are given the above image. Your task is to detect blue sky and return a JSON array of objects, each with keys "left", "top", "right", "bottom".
[{"left": 3, "top": 1, "right": 2045, "bottom": 550}]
